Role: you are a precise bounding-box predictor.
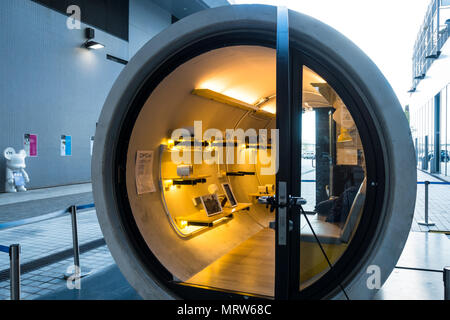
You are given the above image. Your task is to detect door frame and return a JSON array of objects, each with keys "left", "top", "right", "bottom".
[
  {"left": 274, "top": 6, "right": 291, "bottom": 299},
  {"left": 274, "top": 6, "right": 304, "bottom": 299}
]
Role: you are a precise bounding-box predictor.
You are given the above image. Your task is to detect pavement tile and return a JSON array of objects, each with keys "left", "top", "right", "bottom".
[{"left": 0, "top": 170, "right": 449, "bottom": 300}]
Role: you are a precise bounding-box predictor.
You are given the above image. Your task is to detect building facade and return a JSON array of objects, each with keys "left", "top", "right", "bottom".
[
  {"left": 410, "top": 0, "right": 450, "bottom": 176},
  {"left": 0, "top": 0, "right": 228, "bottom": 192}
]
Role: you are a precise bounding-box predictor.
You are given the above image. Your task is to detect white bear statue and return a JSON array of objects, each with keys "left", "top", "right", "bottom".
[{"left": 4, "top": 148, "right": 30, "bottom": 193}]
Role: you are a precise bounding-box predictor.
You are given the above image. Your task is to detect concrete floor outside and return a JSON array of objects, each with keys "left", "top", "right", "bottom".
[{"left": 0, "top": 164, "right": 449, "bottom": 300}]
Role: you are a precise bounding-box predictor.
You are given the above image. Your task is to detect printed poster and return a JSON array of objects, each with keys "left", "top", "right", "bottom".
[
  {"left": 24, "top": 134, "right": 38, "bottom": 157},
  {"left": 61, "top": 135, "right": 72, "bottom": 156},
  {"left": 135, "top": 150, "right": 156, "bottom": 195}
]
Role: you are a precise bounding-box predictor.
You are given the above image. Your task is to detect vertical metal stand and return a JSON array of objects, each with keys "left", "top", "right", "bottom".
[
  {"left": 9, "top": 244, "right": 21, "bottom": 300},
  {"left": 419, "top": 181, "right": 435, "bottom": 226},
  {"left": 444, "top": 267, "right": 450, "bottom": 300},
  {"left": 70, "top": 206, "right": 81, "bottom": 269},
  {"left": 64, "top": 205, "right": 91, "bottom": 280}
]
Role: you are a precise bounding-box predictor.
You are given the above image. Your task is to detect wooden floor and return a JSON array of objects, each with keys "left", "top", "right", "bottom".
[{"left": 185, "top": 228, "right": 275, "bottom": 297}]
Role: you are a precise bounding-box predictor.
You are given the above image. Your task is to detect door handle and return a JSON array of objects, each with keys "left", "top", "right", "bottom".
[{"left": 278, "top": 181, "right": 287, "bottom": 245}]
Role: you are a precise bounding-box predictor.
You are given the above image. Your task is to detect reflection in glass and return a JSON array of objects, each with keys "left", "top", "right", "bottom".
[{"left": 299, "top": 66, "right": 367, "bottom": 289}]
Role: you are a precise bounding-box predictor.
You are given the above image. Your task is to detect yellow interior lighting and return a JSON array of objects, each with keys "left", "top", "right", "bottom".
[
  {"left": 191, "top": 89, "right": 275, "bottom": 119},
  {"left": 337, "top": 128, "right": 353, "bottom": 143},
  {"left": 179, "top": 220, "right": 188, "bottom": 229},
  {"left": 163, "top": 179, "right": 174, "bottom": 190}
]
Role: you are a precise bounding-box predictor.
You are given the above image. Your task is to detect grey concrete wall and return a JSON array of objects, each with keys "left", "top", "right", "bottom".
[
  {"left": 0, "top": 0, "right": 171, "bottom": 192},
  {"left": 129, "top": 0, "right": 171, "bottom": 58}
]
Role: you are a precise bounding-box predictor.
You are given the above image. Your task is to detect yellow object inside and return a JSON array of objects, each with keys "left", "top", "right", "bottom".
[{"left": 125, "top": 46, "right": 366, "bottom": 297}]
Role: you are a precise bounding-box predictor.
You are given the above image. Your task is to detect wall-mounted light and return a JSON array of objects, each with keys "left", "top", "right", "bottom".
[{"left": 83, "top": 28, "right": 105, "bottom": 50}]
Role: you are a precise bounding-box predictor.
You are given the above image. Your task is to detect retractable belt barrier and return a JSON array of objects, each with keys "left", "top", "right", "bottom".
[
  {"left": 0, "top": 245, "right": 9, "bottom": 254},
  {"left": 417, "top": 181, "right": 450, "bottom": 185},
  {"left": 0, "top": 203, "right": 95, "bottom": 231},
  {"left": 0, "top": 203, "right": 95, "bottom": 300},
  {"left": 301, "top": 181, "right": 450, "bottom": 185}
]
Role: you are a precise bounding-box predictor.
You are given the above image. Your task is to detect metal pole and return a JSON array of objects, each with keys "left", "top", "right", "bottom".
[
  {"left": 444, "top": 267, "right": 450, "bottom": 300},
  {"left": 9, "top": 244, "right": 20, "bottom": 300},
  {"left": 70, "top": 205, "right": 81, "bottom": 270},
  {"left": 64, "top": 205, "right": 91, "bottom": 280},
  {"left": 419, "top": 181, "right": 435, "bottom": 226},
  {"left": 425, "top": 180, "right": 429, "bottom": 222}
]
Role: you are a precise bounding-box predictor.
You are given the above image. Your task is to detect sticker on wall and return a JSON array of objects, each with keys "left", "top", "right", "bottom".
[
  {"left": 24, "top": 134, "right": 38, "bottom": 157},
  {"left": 135, "top": 150, "right": 156, "bottom": 195},
  {"left": 90, "top": 136, "right": 94, "bottom": 156},
  {"left": 61, "top": 135, "right": 72, "bottom": 156}
]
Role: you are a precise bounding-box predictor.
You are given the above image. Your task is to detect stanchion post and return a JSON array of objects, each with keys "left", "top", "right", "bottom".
[
  {"left": 64, "top": 205, "right": 91, "bottom": 280},
  {"left": 9, "top": 244, "right": 21, "bottom": 300},
  {"left": 419, "top": 181, "right": 435, "bottom": 226},
  {"left": 70, "top": 205, "right": 81, "bottom": 269}
]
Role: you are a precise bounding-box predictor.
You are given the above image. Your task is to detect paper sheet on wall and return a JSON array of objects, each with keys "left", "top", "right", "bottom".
[
  {"left": 337, "top": 148, "right": 358, "bottom": 165},
  {"left": 135, "top": 150, "right": 156, "bottom": 195}
]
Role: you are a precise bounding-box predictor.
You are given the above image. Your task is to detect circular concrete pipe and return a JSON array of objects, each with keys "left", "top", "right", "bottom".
[{"left": 92, "top": 5, "right": 416, "bottom": 300}]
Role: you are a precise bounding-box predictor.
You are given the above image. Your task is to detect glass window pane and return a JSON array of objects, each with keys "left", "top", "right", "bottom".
[{"left": 300, "top": 66, "right": 366, "bottom": 289}]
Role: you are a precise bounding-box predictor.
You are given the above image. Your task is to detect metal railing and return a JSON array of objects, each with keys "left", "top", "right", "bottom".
[
  {"left": 417, "top": 180, "right": 450, "bottom": 227},
  {"left": 0, "top": 244, "right": 20, "bottom": 300},
  {"left": 0, "top": 203, "right": 95, "bottom": 300}
]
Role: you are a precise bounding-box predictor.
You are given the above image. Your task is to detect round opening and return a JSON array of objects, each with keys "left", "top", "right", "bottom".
[
  {"left": 114, "top": 42, "right": 384, "bottom": 299},
  {"left": 94, "top": 5, "right": 415, "bottom": 300}
]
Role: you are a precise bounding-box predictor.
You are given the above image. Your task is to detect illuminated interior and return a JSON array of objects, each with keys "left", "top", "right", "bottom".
[{"left": 125, "top": 46, "right": 366, "bottom": 298}]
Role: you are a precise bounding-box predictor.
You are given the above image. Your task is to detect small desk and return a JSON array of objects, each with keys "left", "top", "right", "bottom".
[
  {"left": 248, "top": 193, "right": 275, "bottom": 204},
  {"left": 176, "top": 203, "right": 252, "bottom": 227}
]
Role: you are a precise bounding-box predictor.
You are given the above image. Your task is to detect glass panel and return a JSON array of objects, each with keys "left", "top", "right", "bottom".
[
  {"left": 441, "top": 89, "right": 447, "bottom": 174},
  {"left": 127, "top": 45, "right": 278, "bottom": 298},
  {"left": 299, "top": 66, "right": 366, "bottom": 290}
]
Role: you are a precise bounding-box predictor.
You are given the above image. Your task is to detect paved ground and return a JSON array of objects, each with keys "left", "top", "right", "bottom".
[
  {"left": 0, "top": 246, "right": 114, "bottom": 300},
  {"left": 0, "top": 183, "right": 91, "bottom": 206},
  {"left": 0, "top": 183, "right": 92, "bottom": 223},
  {"left": 0, "top": 209, "right": 102, "bottom": 271},
  {"left": 413, "top": 170, "right": 450, "bottom": 232},
  {"left": 37, "top": 264, "right": 140, "bottom": 300},
  {"left": 0, "top": 170, "right": 449, "bottom": 300},
  {"left": 0, "top": 207, "right": 112, "bottom": 300}
]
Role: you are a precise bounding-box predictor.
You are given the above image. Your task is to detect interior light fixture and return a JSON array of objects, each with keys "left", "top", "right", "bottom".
[
  {"left": 163, "top": 180, "right": 174, "bottom": 191},
  {"left": 191, "top": 89, "right": 275, "bottom": 118},
  {"left": 83, "top": 27, "right": 105, "bottom": 50}
]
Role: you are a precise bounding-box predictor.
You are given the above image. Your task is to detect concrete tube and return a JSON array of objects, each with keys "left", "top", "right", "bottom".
[{"left": 92, "top": 4, "right": 416, "bottom": 300}]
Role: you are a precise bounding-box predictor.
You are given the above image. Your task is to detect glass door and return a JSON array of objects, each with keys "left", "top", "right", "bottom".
[
  {"left": 293, "top": 62, "right": 368, "bottom": 299},
  {"left": 274, "top": 6, "right": 303, "bottom": 299},
  {"left": 275, "top": 6, "right": 368, "bottom": 300}
]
